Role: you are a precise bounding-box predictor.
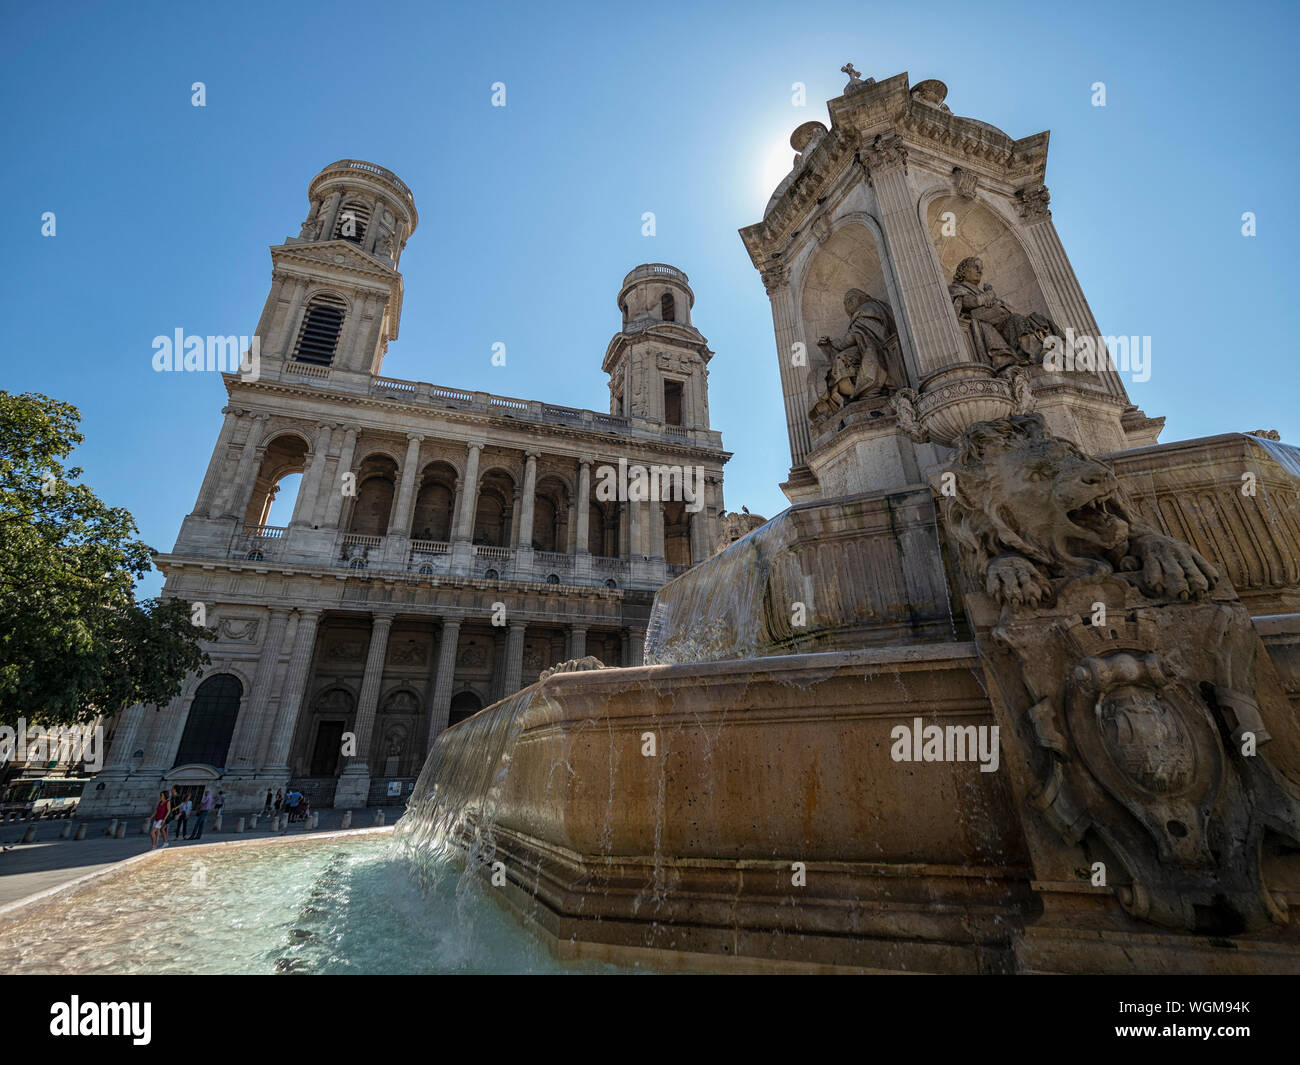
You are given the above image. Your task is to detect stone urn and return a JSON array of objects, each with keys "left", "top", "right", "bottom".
[{"left": 893, "top": 363, "right": 1032, "bottom": 447}]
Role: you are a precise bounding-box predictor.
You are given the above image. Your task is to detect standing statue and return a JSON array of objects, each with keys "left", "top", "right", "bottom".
[
  {"left": 949, "top": 257, "right": 1059, "bottom": 372},
  {"left": 810, "top": 288, "right": 897, "bottom": 419}
]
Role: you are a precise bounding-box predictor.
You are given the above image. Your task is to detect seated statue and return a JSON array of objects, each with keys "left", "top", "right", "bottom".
[
  {"left": 810, "top": 288, "right": 897, "bottom": 419},
  {"left": 949, "top": 257, "right": 1059, "bottom": 373}
]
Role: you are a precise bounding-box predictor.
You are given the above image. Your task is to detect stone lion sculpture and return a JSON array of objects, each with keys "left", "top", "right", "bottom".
[{"left": 944, "top": 413, "right": 1220, "bottom": 606}]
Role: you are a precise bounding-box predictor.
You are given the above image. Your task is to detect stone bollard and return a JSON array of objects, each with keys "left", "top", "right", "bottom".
[
  {"left": 213, "top": 812, "right": 223, "bottom": 833},
  {"left": 22, "top": 824, "right": 36, "bottom": 843},
  {"left": 234, "top": 816, "right": 245, "bottom": 834},
  {"left": 114, "top": 822, "right": 126, "bottom": 838},
  {"left": 60, "top": 822, "right": 73, "bottom": 839},
  {"left": 374, "top": 810, "right": 385, "bottom": 827},
  {"left": 248, "top": 814, "right": 258, "bottom": 831},
  {"left": 143, "top": 818, "right": 152, "bottom": 835},
  {"left": 107, "top": 819, "right": 118, "bottom": 836},
  {"left": 340, "top": 810, "right": 352, "bottom": 830},
  {"left": 269, "top": 814, "right": 279, "bottom": 832},
  {"left": 311, "top": 811, "right": 319, "bottom": 830},
  {"left": 73, "top": 823, "right": 86, "bottom": 840}
]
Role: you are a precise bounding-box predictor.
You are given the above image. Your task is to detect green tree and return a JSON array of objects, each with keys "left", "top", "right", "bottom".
[{"left": 0, "top": 391, "right": 211, "bottom": 725}]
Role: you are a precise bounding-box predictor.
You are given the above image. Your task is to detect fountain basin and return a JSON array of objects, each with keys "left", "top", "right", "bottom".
[
  {"left": 0, "top": 830, "right": 630, "bottom": 974},
  {"left": 396, "top": 644, "right": 1036, "bottom": 972}
]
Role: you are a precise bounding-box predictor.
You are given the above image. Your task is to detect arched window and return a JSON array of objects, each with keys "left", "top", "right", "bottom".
[
  {"left": 174, "top": 674, "right": 243, "bottom": 768},
  {"left": 660, "top": 292, "right": 675, "bottom": 322},
  {"left": 448, "top": 691, "right": 483, "bottom": 727},
  {"left": 294, "top": 295, "right": 347, "bottom": 366},
  {"left": 333, "top": 200, "right": 371, "bottom": 243}
]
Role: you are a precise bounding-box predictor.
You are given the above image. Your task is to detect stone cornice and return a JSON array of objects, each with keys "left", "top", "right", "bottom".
[
  {"left": 222, "top": 376, "right": 731, "bottom": 464},
  {"left": 601, "top": 322, "right": 713, "bottom": 373},
  {"left": 270, "top": 240, "right": 402, "bottom": 288},
  {"left": 741, "top": 71, "right": 1051, "bottom": 268}
]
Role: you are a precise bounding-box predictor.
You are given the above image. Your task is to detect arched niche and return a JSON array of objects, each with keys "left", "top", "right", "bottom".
[
  {"left": 925, "top": 195, "right": 1048, "bottom": 320},
  {"left": 798, "top": 221, "right": 897, "bottom": 413},
  {"left": 244, "top": 433, "right": 307, "bottom": 526}
]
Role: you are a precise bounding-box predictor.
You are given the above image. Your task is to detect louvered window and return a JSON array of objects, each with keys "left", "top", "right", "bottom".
[
  {"left": 294, "top": 295, "right": 346, "bottom": 366},
  {"left": 333, "top": 200, "right": 371, "bottom": 243}
]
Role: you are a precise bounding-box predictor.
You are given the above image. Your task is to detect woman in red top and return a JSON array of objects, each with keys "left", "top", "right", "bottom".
[{"left": 149, "top": 791, "right": 170, "bottom": 850}]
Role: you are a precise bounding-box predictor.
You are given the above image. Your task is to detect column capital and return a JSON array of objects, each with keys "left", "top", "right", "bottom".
[
  {"left": 370, "top": 613, "right": 396, "bottom": 630},
  {"left": 861, "top": 132, "right": 908, "bottom": 179},
  {"left": 1015, "top": 183, "right": 1052, "bottom": 222},
  {"left": 578, "top": 457, "right": 592, "bottom": 469},
  {"left": 441, "top": 617, "right": 462, "bottom": 632},
  {"left": 406, "top": 433, "right": 425, "bottom": 445},
  {"left": 760, "top": 263, "right": 789, "bottom": 294}
]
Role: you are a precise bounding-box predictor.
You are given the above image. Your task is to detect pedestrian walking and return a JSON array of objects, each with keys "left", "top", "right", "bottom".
[
  {"left": 189, "top": 789, "right": 213, "bottom": 839},
  {"left": 149, "top": 791, "right": 170, "bottom": 849},
  {"left": 174, "top": 795, "right": 192, "bottom": 840}
]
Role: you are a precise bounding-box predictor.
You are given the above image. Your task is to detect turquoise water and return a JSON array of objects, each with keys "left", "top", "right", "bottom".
[{"left": 0, "top": 834, "right": 635, "bottom": 975}]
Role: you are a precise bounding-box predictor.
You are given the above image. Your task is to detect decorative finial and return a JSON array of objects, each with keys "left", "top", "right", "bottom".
[{"left": 841, "top": 62, "right": 861, "bottom": 82}]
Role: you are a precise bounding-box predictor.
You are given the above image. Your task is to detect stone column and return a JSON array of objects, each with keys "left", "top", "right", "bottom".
[
  {"left": 862, "top": 135, "right": 966, "bottom": 379},
  {"left": 335, "top": 614, "right": 393, "bottom": 807},
  {"left": 426, "top": 619, "right": 461, "bottom": 750},
  {"left": 264, "top": 609, "right": 322, "bottom": 770},
  {"left": 650, "top": 500, "right": 665, "bottom": 559},
  {"left": 517, "top": 451, "right": 538, "bottom": 550},
  {"left": 627, "top": 626, "right": 646, "bottom": 666},
  {"left": 102, "top": 703, "right": 149, "bottom": 770},
  {"left": 575, "top": 459, "right": 592, "bottom": 553},
  {"left": 219, "top": 414, "right": 269, "bottom": 521},
  {"left": 389, "top": 434, "right": 425, "bottom": 537},
  {"left": 291, "top": 423, "right": 333, "bottom": 527},
  {"left": 762, "top": 265, "right": 814, "bottom": 468},
  {"left": 227, "top": 608, "right": 292, "bottom": 767},
  {"left": 1014, "top": 187, "right": 1129, "bottom": 406},
  {"left": 276, "top": 283, "right": 309, "bottom": 358},
  {"left": 628, "top": 498, "right": 643, "bottom": 557},
  {"left": 569, "top": 625, "right": 587, "bottom": 660},
  {"left": 504, "top": 620, "right": 527, "bottom": 694},
  {"left": 454, "top": 444, "right": 482, "bottom": 541},
  {"left": 449, "top": 479, "right": 463, "bottom": 537},
  {"left": 321, "top": 427, "right": 358, "bottom": 528},
  {"left": 196, "top": 407, "right": 240, "bottom": 517}
]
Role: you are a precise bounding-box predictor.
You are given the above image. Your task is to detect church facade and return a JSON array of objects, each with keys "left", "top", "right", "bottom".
[{"left": 83, "top": 159, "right": 730, "bottom": 817}]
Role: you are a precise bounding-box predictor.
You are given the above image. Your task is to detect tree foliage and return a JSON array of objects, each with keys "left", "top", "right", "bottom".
[{"left": 0, "top": 391, "right": 210, "bottom": 725}]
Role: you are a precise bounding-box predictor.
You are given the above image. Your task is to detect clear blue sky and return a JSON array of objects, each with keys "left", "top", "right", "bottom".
[{"left": 3, "top": 0, "right": 1297, "bottom": 599}]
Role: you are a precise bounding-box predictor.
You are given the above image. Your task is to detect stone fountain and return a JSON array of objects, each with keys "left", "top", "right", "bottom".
[{"left": 396, "top": 71, "right": 1300, "bottom": 973}]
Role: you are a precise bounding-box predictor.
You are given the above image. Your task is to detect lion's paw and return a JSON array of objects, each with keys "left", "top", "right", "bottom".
[
  {"left": 986, "top": 554, "right": 1051, "bottom": 607},
  {"left": 1128, "top": 533, "right": 1220, "bottom": 600}
]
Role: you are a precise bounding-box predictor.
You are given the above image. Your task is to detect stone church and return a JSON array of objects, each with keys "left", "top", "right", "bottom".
[{"left": 84, "top": 159, "right": 730, "bottom": 816}]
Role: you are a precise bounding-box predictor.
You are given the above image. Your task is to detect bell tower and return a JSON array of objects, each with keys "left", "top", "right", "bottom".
[
  {"left": 253, "top": 159, "right": 418, "bottom": 378},
  {"left": 602, "top": 263, "right": 714, "bottom": 430}
]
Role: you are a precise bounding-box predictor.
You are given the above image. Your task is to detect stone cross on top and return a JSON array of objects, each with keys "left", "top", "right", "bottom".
[{"left": 841, "top": 62, "right": 874, "bottom": 93}]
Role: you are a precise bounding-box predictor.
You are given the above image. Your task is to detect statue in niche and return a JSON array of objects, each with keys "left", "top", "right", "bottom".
[
  {"left": 810, "top": 288, "right": 897, "bottom": 419},
  {"left": 373, "top": 227, "right": 394, "bottom": 258},
  {"left": 949, "top": 257, "right": 1060, "bottom": 373}
]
